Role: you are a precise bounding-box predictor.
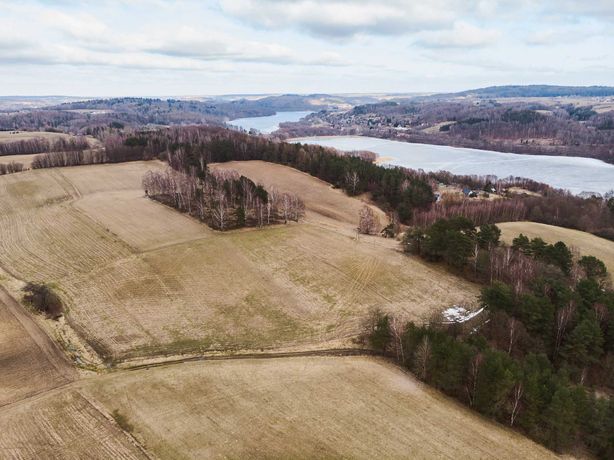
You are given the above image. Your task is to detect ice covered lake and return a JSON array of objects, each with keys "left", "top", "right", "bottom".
[
  {"left": 291, "top": 136, "right": 614, "bottom": 195},
  {"left": 229, "top": 111, "right": 313, "bottom": 134}
]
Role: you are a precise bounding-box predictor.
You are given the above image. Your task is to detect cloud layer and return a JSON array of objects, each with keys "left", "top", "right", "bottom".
[{"left": 0, "top": 0, "right": 611, "bottom": 96}]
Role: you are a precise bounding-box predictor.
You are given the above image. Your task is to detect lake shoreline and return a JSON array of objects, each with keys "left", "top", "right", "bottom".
[
  {"left": 289, "top": 134, "right": 614, "bottom": 167},
  {"left": 288, "top": 135, "right": 614, "bottom": 195}
]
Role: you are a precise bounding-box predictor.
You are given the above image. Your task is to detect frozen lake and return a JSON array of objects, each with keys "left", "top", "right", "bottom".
[
  {"left": 229, "top": 111, "right": 313, "bottom": 134},
  {"left": 291, "top": 136, "right": 614, "bottom": 195}
]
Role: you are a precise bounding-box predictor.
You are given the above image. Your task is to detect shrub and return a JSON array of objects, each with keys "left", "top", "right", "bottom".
[
  {"left": 22, "top": 282, "right": 64, "bottom": 319},
  {"left": 112, "top": 409, "right": 134, "bottom": 433}
]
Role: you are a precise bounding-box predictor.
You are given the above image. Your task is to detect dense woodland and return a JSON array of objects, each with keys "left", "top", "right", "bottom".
[
  {"left": 412, "top": 193, "right": 614, "bottom": 241},
  {"left": 438, "top": 85, "right": 614, "bottom": 99},
  {"left": 368, "top": 217, "right": 614, "bottom": 457}
]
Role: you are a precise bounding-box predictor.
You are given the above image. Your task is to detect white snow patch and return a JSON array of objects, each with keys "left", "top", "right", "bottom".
[{"left": 442, "top": 306, "right": 484, "bottom": 324}]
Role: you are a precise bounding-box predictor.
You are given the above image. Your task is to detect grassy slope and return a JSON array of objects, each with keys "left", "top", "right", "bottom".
[{"left": 499, "top": 221, "right": 614, "bottom": 275}]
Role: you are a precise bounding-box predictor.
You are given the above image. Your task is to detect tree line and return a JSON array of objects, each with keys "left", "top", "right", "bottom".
[
  {"left": 372, "top": 217, "right": 614, "bottom": 457},
  {"left": 0, "top": 161, "right": 24, "bottom": 175},
  {"left": 0, "top": 136, "right": 89, "bottom": 156},
  {"left": 142, "top": 167, "right": 304, "bottom": 230}
]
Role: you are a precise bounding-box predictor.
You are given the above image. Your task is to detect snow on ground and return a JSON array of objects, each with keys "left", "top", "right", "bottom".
[{"left": 442, "top": 306, "right": 484, "bottom": 324}]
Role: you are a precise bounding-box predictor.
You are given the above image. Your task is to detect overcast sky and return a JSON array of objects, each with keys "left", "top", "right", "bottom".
[{"left": 0, "top": 0, "right": 612, "bottom": 96}]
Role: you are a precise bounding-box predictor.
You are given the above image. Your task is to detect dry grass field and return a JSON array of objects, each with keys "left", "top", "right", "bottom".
[
  {"left": 0, "top": 153, "right": 39, "bottom": 168},
  {"left": 0, "top": 161, "right": 563, "bottom": 459},
  {"left": 82, "top": 356, "right": 556, "bottom": 459},
  {"left": 0, "top": 388, "right": 147, "bottom": 459},
  {"left": 0, "top": 130, "right": 73, "bottom": 143},
  {"left": 499, "top": 221, "right": 614, "bottom": 275},
  {"left": 0, "top": 160, "right": 478, "bottom": 361}
]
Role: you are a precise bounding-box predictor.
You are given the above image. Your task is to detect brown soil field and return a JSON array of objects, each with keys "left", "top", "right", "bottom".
[
  {"left": 0, "top": 161, "right": 478, "bottom": 361},
  {"left": 499, "top": 221, "right": 614, "bottom": 275},
  {"left": 83, "top": 356, "right": 557, "bottom": 459},
  {"left": 0, "top": 388, "right": 147, "bottom": 459},
  {"left": 0, "top": 287, "right": 76, "bottom": 407}
]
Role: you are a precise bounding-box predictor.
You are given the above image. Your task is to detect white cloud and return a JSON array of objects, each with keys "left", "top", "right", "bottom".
[
  {"left": 0, "top": 5, "right": 343, "bottom": 69},
  {"left": 220, "top": 0, "right": 455, "bottom": 38},
  {"left": 416, "top": 21, "right": 500, "bottom": 48},
  {"left": 0, "top": 0, "right": 612, "bottom": 95}
]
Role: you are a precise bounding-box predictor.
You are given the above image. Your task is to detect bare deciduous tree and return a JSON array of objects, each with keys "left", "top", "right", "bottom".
[
  {"left": 345, "top": 170, "right": 359, "bottom": 195},
  {"left": 466, "top": 352, "right": 483, "bottom": 407},
  {"left": 509, "top": 382, "right": 523, "bottom": 426},
  {"left": 358, "top": 205, "right": 380, "bottom": 235},
  {"left": 414, "top": 336, "right": 432, "bottom": 380}
]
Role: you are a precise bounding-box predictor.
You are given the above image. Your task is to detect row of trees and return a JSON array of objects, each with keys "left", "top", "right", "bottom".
[
  {"left": 374, "top": 218, "right": 614, "bottom": 457},
  {"left": 0, "top": 136, "right": 89, "bottom": 156},
  {"left": 142, "top": 168, "right": 304, "bottom": 230},
  {"left": 0, "top": 161, "right": 24, "bottom": 175}
]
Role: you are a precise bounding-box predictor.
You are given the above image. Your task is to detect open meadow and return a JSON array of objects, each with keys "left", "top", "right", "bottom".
[
  {"left": 0, "top": 131, "right": 73, "bottom": 143},
  {"left": 498, "top": 221, "right": 614, "bottom": 275},
  {"left": 0, "top": 160, "right": 479, "bottom": 362}
]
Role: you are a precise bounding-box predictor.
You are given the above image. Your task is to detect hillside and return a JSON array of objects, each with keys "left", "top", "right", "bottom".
[
  {"left": 498, "top": 221, "right": 614, "bottom": 275},
  {"left": 0, "top": 160, "right": 478, "bottom": 363},
  {"left": 434, "top": 85, "right": 614, "bottom": 99},
  {"left": 0, "top": 159, "right": 562, "bottom": 459}
]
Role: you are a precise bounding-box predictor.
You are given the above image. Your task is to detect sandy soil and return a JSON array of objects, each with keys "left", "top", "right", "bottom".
[{"left": 0, "top": 161, "right": 565, "bottom": 460}]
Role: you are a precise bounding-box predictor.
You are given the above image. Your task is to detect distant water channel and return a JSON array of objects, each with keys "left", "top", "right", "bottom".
[
  {"left": 230, "top": 111, "right": 313, "bottom": 134},
  {"left": 291, "top": 136, "right": 614, "bottom": 195}
]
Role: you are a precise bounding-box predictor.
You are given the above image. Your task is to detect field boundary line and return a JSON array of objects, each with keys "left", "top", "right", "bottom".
[{"left": 119, "top": 347, "right": 380, "bottom": 372}]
